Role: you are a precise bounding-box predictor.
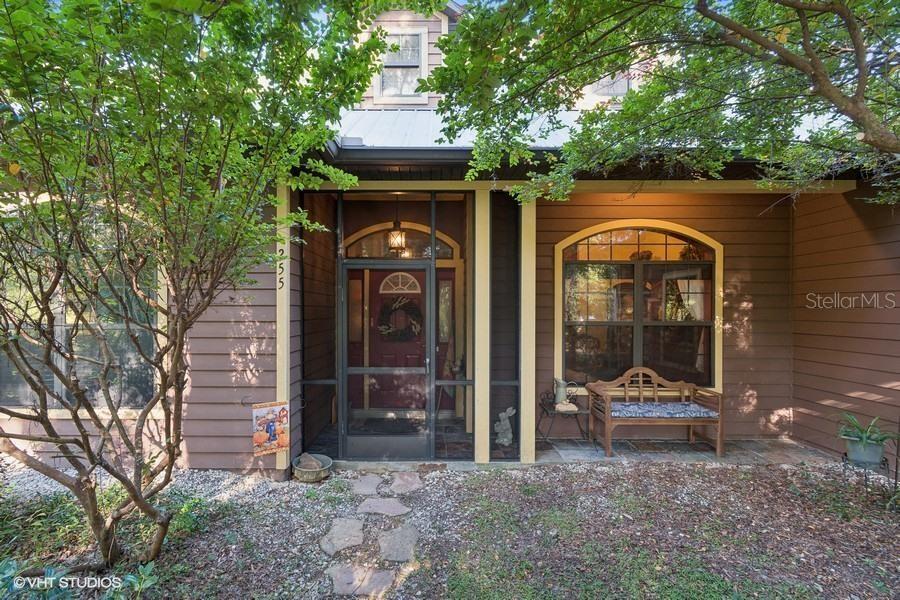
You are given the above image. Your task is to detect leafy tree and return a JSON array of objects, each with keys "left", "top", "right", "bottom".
[
  {"left": 425, "top": 0, "right": 899, "bottom": 203},
  {"left": 0, "top": 0, "right": 408, "bottom": 569}
]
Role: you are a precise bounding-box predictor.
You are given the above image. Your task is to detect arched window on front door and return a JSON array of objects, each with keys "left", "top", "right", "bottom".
[
  {"left": 562, "top": 228, "right": 715, "bottom": 385},
  {"left": 379, "top": 272, "right": 422, "bottom": 294}
]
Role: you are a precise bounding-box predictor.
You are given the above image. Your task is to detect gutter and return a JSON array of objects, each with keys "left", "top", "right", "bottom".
[
  {"left": 323, "top": 141, "right": 561, "bottom": 166},
  {"left": 319, "top": 140, "right": 861, "bottom": 182},
  {"left": 328, "top": 146, "right": 473, "bottom": 165}
]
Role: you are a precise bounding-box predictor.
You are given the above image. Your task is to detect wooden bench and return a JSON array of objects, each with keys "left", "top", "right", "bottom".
[{"left": 586, "top": 367, "right": 724, "bottom": 457}]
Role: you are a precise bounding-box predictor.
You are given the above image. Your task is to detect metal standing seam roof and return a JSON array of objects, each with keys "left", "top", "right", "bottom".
[{"left": 336, "top": 109, "right": 581, "bottom": 151}]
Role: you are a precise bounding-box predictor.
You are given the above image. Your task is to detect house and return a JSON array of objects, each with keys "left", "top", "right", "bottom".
[{"left": 3, "top": 6, "right": 897, "bottom": 477}]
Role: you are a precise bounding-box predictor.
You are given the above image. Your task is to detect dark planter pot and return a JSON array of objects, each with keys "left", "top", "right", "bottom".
[{"left": 844, "top": 439, "right": 884, "bottom": 467}]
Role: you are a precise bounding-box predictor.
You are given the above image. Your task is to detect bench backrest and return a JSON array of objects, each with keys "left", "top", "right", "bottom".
[{"left": 587, "top": 367, "right": 695, "bottom": 402}]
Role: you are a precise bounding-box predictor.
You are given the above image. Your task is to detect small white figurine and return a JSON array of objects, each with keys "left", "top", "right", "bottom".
[{"left": 494, "top": 406, "right": 517, "bottom": 446}]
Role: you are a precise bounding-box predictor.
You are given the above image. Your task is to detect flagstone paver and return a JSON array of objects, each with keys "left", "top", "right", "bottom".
[
  {"left": 325, "top": 474, "right": 422, "bottom": 595},
  {"left": 377, "top": 524, "right": 419, "bottom": 562},
  {"left": 326, "top": 565, "right": 395, "bottom": 596},
  {"left": 389, "top": 472, "right": 423, "bottom": 494},
  {"left": 357, "top": 497, "right": 411, "bottom": 516},
  {"left": 319, "top": 518, "right": 364, "bottom": 556},
  {"left": 350, "top": 474, "right": 382, "bottom": 496}
]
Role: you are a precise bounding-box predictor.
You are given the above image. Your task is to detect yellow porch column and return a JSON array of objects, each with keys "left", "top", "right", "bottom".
[
  {"left": 274, "top": 184, "right": 290, "bottom": 471},
  {"left": 473, "top": 189, "right": 491, "bottom": 463},
  {"left": 519, "top": 202, "right": 537, "bottom": 463}
]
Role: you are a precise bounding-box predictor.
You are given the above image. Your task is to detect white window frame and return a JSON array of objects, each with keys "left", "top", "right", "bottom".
[
  {"left": 373, "top": 27, "right": 430, "bottom": 105},
  {"left": 380, "top": 271, "right": 422, "bottom": 294}
]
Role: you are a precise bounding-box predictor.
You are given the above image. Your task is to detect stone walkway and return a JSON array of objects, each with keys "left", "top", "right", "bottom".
[{"left": 321, "top": 471, "right": 424, "bottom": 596}]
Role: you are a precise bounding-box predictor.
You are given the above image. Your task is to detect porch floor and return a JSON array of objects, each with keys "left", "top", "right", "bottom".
[
  {"left": 311, "top": 431, "right": 833, "bottom": 466},
  {"left": 537, "top": 437, "right": 834, "bottom": 465},
  {"left": 304, "top": 419, "right": 475, "bottom": 460}
]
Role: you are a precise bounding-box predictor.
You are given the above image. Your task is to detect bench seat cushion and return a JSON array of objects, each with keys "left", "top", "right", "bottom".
[{"left": 609, "top": 401, "right": 718, "bottom": 419}]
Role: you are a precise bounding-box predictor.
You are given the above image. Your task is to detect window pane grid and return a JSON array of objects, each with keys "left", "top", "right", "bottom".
[
  {"left": 592, "top": 75, "right": 630, "bottom": 96},
  {"left": 564, "top": 264, "right": 633, "bottom": 323},
  {"left": 381, "top": 67, "right": 421, "bottom": 97},
  {"left": 644, "top": 263, "right": 713, "bottom": 322},
  {"left": 384, "top": 34, "right": 421, "bottom": 66},
  {"left": 562, "top": 228, "right": 715, "bottom": 386},
  {"left": 564, "top": 229, "right": 714, "bottom": 262}
]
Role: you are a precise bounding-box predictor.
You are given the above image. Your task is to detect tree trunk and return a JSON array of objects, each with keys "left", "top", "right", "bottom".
[
  {"left": 143, "top": 514, "right": 172, "bottom": 562},
  {"left": 94, "top": 522, "right": 124, "bottom": 566},
  {"left": 77, "top": 480, "right": 124, "bottom": 566}
]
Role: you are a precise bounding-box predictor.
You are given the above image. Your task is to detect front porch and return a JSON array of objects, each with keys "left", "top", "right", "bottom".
[
  {"left": 536, "top": 437, "right": 833, "bottom": 465},
  {"left": 314, "top": 435, "right": 834, "bottom": 470},
  {"left": 268, "top": 178, "right": 896, "bottom": 472}
]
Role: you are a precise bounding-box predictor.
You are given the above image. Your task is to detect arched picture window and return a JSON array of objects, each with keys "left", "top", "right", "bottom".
[
  {"left": 379, "top": 272, "right": 422, "bottom": 294},
  {"left": 562, "top": 228, "right": 715, "bottom": 385}
]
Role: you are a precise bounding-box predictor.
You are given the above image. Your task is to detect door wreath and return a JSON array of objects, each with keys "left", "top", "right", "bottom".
[{"left": 377, "top": 296, "right": 423, "bottom": 342}]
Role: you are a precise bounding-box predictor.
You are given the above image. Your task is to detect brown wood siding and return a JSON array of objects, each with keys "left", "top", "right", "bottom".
[
  {"left": 289, "top": 189, "right": 303, "bottom": 461},
  {"left": 300, "top": 193, "right": 338, "bottom": 448},
  {"left": 791, "top": 192, "right": 900, "bottom": 462},
  {"left": 536, "top": 192, "right": 794, "bottom": 438},
  {"left": 0, "top": 415, "right": 166, "bottom": 469},
  {"left": 490, "top": 192, "right": 521, "bottom": 458},
  {"left": 182, "top": 259, "right": 278, "bottom": 470},
  {"left": 3, "top": 260, "right": 281, "bottom": 471},
  {"left": 490, "top": 192, "right": 520, "bottom": 382}
]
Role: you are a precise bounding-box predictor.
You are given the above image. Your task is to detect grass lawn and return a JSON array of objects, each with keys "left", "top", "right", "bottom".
[{"left": 0, "top": 462, "right": 897, "bottom": 598}]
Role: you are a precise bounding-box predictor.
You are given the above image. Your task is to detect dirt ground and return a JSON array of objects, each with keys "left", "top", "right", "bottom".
[
  {"left": 1, "top": 460, "right": 897, "bottom": 598},
  {"left": 149, "top": 462, "right": 898, "bottom": 599}
]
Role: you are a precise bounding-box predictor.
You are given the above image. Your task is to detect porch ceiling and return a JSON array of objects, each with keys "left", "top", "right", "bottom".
[{"left": 317, "top": 156, "right": 785, "bottom": 183}]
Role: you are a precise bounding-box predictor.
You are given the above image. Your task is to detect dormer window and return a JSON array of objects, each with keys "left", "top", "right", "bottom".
[
  {"left": 592, "top": 75, "right": 630, "bottom": 98},
  {"left": 383, "top": 34, "right": 420, "bottom": 95},
  {"left": 375, "top": 28, "right": 429, "bottom": 104}
]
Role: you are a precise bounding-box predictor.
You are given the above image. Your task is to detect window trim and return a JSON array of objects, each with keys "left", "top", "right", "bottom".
[
  {"left": 553, "top": 220, "right": 724, "bottom": 393},
  {"left": 0, "top": 269, "right": 164, "bottom": 408},
  {"left": 372, "top": 26, "right": 430, "bottom": 105},
  {"left": 380, "top": 271, "right": 423, "bottom": 294}
]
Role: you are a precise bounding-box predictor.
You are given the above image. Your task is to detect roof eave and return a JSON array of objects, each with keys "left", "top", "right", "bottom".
[
  {"left": 443, "top": 1, "right": 464, "bottom": 18},
  {"left": 328, "top": 146, "right": 474, "bottom": 165}
]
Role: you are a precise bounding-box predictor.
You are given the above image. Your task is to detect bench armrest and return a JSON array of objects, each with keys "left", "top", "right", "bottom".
[
  {"left": 693, "top": 388, "right": 724, "bottom": 414},
  {"left": 585, "top": 382, "right": 613, "bottom": 416}
]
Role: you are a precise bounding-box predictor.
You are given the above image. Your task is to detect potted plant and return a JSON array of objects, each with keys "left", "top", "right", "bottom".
[{"left": 838, "top": 413, "right": 898, "bottom": 467}]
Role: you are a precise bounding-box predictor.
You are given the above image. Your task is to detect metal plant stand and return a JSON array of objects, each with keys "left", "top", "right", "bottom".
[
  {"left": 537, "top": 382, "right": 592, "bottom": 443},
  {"left": 841, "top": 453, "right": 891, "bottom": 500}
]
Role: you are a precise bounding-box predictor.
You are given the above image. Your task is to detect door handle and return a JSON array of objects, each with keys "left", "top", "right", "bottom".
[{"left": 425, "top": 357, "right": 430, "bottom": 375}]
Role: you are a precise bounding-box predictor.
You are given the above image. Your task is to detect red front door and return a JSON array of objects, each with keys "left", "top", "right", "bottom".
[{"left": 367, "top": 270, "right": 427, "bottom": 409}]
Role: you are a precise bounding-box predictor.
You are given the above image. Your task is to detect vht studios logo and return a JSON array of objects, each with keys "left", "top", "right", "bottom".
[{"left": 805, "top": 292, "right": 897, "bottom": 310}]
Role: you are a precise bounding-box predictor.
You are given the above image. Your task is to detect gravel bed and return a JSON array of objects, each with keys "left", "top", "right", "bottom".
[{"left": 1, "top": 457, "right": 897, "bottom": 599}]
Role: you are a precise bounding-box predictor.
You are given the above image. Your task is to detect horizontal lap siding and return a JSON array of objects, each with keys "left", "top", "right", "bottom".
[
  {"left": 791, "top": 193, "right": 900, "bottom": 462},
  {"left": 3, "top": 261, "right": 280, "bottom": 471},
  {"left": 182, "top": 259, "right": 277, "bottom": 471},
  {"left": 0, "top": 416, "right": 166, "bottom": 470},
  {"left": 491, "top": 193, "right": 520, "bottom": 382},
  {"left": 301, "top": 193, "right": 337, "bottom": 449},
  {"left": 536, "top": 192, "right": 793, "bottom": 438},
  {"left": 290, "top": 190, "right": 303, "bottom": 461}
]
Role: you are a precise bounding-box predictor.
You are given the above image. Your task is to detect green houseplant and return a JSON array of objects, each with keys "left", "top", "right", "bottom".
[{"left": 839, "top": 414, "right": 898, "bottom": 467}]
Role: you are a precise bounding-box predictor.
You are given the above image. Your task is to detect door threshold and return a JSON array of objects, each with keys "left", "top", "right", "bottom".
[{"left": 331, "top": 459, "right": 528, "bottom": 472}]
